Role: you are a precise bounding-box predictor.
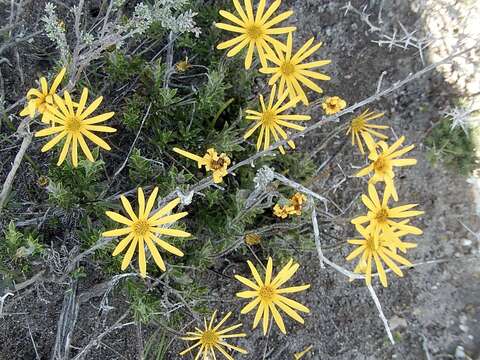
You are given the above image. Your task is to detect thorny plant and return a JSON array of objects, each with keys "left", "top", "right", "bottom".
[{"left": 0, "top": 0, "right": 479, "bottom": 359}]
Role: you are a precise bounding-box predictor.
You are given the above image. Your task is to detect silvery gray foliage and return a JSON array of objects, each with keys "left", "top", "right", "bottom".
[
  {"left": 125, "top": 0, "right": 201, "bottom": 38},
  {"left": 444, "top": 105, "right": 480, "bottom": 134},
  {"left": 244, "top": 166, "right": 276, "bottom": 209},
  {"left": 41, "top": 3, "right": 69, "bottom": 63},
  {"left": 42, "top": 0, "right": 200, "bottom": 58},
  {"left": 253, "top": 165, "right": 275, "bottom": 191}
]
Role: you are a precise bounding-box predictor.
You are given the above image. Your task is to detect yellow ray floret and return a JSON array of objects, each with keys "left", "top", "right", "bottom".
[
  {"left": 235, "top": 257, "right": 310, "bottom": 335},
  {"left": 351, "top": 183, "right": 424, "bottom": 236},
  {"left": 173, "top": 147, "right": 231, "bottom": 183},
  {"left": 102, "top": 187, "right": 191, "bottom": 277},
  {"left": 346, "top": 109, "right": 388, "bottom": 154},
  {"left": 20, "top": 67, "right": 66, "bottom": 122},
  {"left": 260, "top": 32, "right": 331, "bottom": 105},
  {"left": 273, "top": 192, "right": 307, "bottom": 218},
  {"left": 346, "top": 224, "right": 417, "bottom": 287},
  {"left": 216, "top": 0, "right": 296, "bottom": 69},
  {"left": 294, "top": 345, "right": 313, "bottom": 360},
  {"left": 356, "top": 136, "right": 417, "bottom": 201},
  {"left": 322, "top": 96, "right": 346, "bottom": 115},
  {"left": 288, "top": 192, "right": 307, "bottom": 215},
  {"left": 34, "top": 88, "right": 115, "bottom": 167},
  {"left": 180, "top": 310, "right": 247, "bottom": 360},
  {"left": 244, "top": 85, "right": 310, "bottom": 154},
  {"left": 273, "top": 203, "right": 291, "bottom": 218}
]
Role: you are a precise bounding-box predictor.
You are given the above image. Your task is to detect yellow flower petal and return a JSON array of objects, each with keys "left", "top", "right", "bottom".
[
  {"left": 121, "top": 237, "right": 138, "bottom": 270},
  {"left": 151, "top": 235, "right": 184, "bottom": 257},
  {"left": 112, "top": 232, "right": 135, "bottom": 256},
  {"left": 106, "top": 210, "right": 133, "bottom": 225}
]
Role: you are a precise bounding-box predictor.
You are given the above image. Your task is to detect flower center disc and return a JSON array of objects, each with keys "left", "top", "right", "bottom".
[
  {"left": 374, "top": 156, "right": 388, "bottom": 172},
  {"left": 133, "top": 219, "right": 150, "bottom": 236},
  {"left": 261, "top": 110, "right": 276, "bottom": 126},
  {"left": 201, "top": 330, "right": 219, "bottom": 346},
  {"left": 366, "top": 235, "right": 379, "bottom": 251},
  {"left": 280, "top": 62, "right": 295, "bottom": 76},
  {"left": 375, "top": 208, "right": 389, "bottom": 224},
  {"left": 259, "top": 285, "right": 275, "bottom": 302},
  {"left": 210, "top": 157, "right": 225, "bottom": 170},
  {"left": 351, "top": 117, "right": 365, "bottom": 132},
  {"left": 246, "top": 24, "right": 263, "bottom": 40},
  {"left": 65, "top": 116, "right": 82, "bottom": 132}
]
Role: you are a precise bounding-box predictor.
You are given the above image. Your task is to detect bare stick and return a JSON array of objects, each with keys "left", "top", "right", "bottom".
[
  {"left": 71, "top": 311, "right": 134, "bottom": 360},
  {"left": 112, "top": 102, "right": 152, "bottom": 179},
  {"left": 51, "top": 280, "right": 80, "bottom": 360},
  {"left": 273, "top": 172, "right": 328, "bottom": 205},
  {"left": 164, "top": 31, "right": 175, "bottom": 88},
  {"left": 58, "top": 238, "right": 113, "bottom": 282},
  {"left": 0, "top": 118, "right": 32, "bottom": 212},
  {"left": 311, "top": 205, "right": 325, "bottom": 268},
  {"left": 135, "top": 322, "right": 145, "bottom": 360},
  {"left": 26, "top": 316, "right": 41, "bottom": 360},
  {"left": 367, "top": 284, "right": 394, "bottom": 344},
  {"left": 0, "top": 292, "right": 13, "bottom": 317},
  {"left": 14, "top": 270, "right": 45, "bottom": 291}
]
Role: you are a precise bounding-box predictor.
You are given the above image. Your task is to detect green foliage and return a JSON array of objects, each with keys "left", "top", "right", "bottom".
[
  {"left": 121, "top": 95, "right": 144, "bottom": 130},
  {"left": 125, "top": 279, "right": 161, "bottom": 324},
  {"left": 106, "top": 52, "right": 146, "bottom": 83},
  {"left": 196, "top": 69, "right": 230, "bottom": 120},
  {"left": 77, "top": 218, "right": 121, "bottom": 275},
  {"left": 0, "top": 221, "right": 43, "bottom": 275},
  {"left": 47, "top": 154, "right": 107, "bottom": 215},
  {"left": 144, "top": 330, "right": 169, "bottom": 360},
  {"left": 426, "top": 117, "right": 477, "bottom": 175},
  {"left": 5, "top": 0, "right": 315, "bottom": 341},
  {"left": 128, "top": 148, "right": 157, "bottom": 185}
]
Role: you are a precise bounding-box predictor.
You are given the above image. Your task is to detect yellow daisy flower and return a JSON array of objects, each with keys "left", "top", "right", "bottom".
[
  {"left": 173, "top": 147, "right": 231, "bottom": 183},
  {"left": 34, "top": 88, "right": 115, "bottom": 167},
  {"left": 356, "top": 136, "right": 417, "bottom": 201},
  {"left": 273, "top": 203, "right": 291, "bottom": 218},
  {"left": 245, "top": 233, "right": 262, "bottom": 246},
  {"left": 244, "top": 85, "right": 310, "bottom": 154},
  {"left": 235, "top": 257, "right": 310, "bottom": 335},
  {"left": 20, "top": 67, "right": 66, "bottom": 122},
  {"left": 385, "top": 221, "right": 419, "bottom": 253},
  {"left": 260, "top": 33, "right": 331, "bottom": 105},
  {"left": 351, "top": 184, "right": 424, "bottom": 235},
  {"left": 346, "top": 224, "right": 417, "bottom": 287},
  {"left": 180, "top": 310, "right": 247, "bottom": 360},
  {"left": 102, "top": 187, "right": 190, "bottom": 277},
  {"left": 346, "top": 109, "right": 388, "bottom": 154},
  {"left": 175, "top": 56, "right": 192, "bottom": 72},
  {"left": 216, "top": 0, "right": 296, "bottom": 69},
  {"left": 289, "top": 192, "right": 307, "bottom": 215},
  {"left": 322, "top": 96, "right": 346, "bottom": 115}
]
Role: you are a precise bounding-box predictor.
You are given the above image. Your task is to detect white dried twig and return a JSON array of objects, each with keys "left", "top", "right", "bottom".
[
  {"left": 71, "top": 311, "right": 134, "bottom": 360},
  {"left": 0, "top": 292, "right": 13, "bottom": 317},
  {"left": 0, "top": 118, "right": 32, "bottom": 212},
  {"left": 367, "top": 284, "right": 394, "bottom": 344},
  {"left": 112, "top": 102, "right": 152, "bottom": 179},
  {"left": 273, "top": 172, "right": 328, "bottom": 206},
  {"left": 311, "top": 205, "right": 325, "bottom": 268},
  {"left": 51, "top": 280, "right": 80, "bottom": 360}
]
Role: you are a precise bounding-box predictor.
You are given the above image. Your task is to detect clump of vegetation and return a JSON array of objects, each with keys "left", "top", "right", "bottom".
[
  {"left": 3, "top": 0, "right": 470, "bottom": 357},
  {"left": 0, "top": 222, "right": 43, "bottom": 277},
  {"left": 426, "top": 117, "right": 477, "bottom": 175}
]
